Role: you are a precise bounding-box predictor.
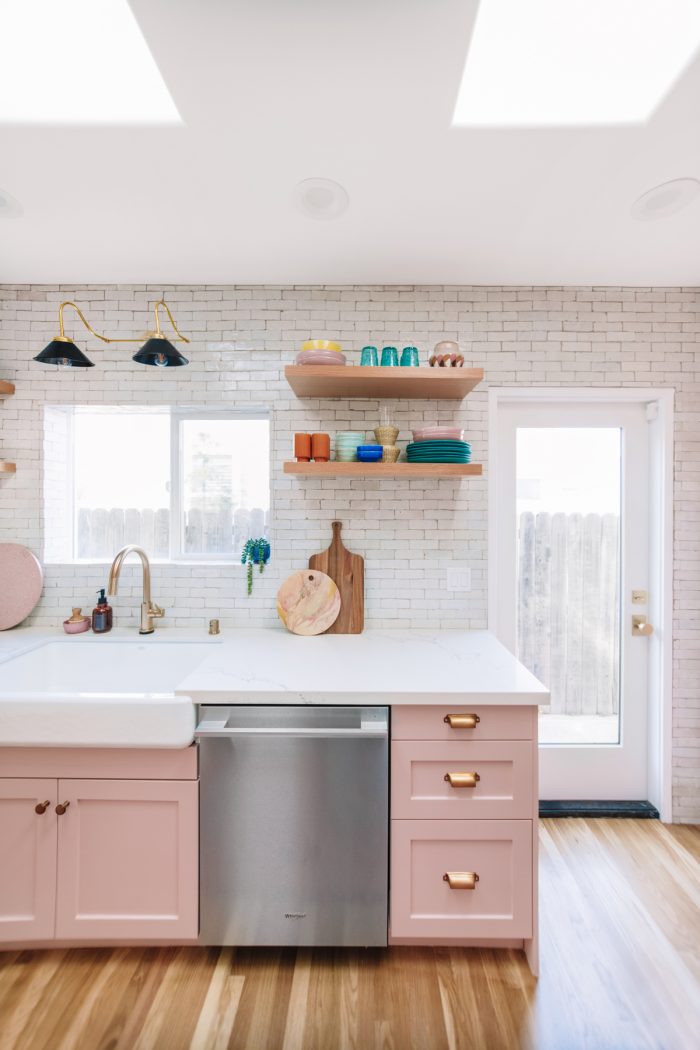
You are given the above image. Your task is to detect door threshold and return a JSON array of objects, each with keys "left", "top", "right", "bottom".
[{"left": 539, "top": 800, "right": 659, "bottom": 818}]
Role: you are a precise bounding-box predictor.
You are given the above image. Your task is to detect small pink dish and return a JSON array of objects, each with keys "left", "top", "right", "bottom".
[
  {"left": 295, "top": 349, "right": 347, "bottom": 366},
  {"left": 63, "top": 608, "right": 91, "bottom": 634},
  {"left": 412, "top": 426, "right": 465, "bottom": 441}
]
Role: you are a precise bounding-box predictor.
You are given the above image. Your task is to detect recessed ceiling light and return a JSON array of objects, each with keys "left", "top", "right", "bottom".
[
  {"left": 293, "top": 178, "right": 349, "bottom": 220},
  {"left": 631, "top": 178, "right": 700, "bottom": 220},
  {"left": 453, "top": 0, "right": 700, "bottom": 126},
  {"left": 0, "top": 189, "right": 22, "bottom": 218},
  {"left": 0, "top": 0, "right": 181, "bottom": 124}
]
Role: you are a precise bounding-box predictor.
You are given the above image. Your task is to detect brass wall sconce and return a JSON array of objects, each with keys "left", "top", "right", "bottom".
[{"left": 33, "top": 298, "right": 190, "bottom": 369}]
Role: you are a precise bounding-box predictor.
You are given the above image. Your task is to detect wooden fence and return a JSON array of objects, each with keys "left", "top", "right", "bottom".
[
  {"left": 518, "top": 511, "right": 620, "bottom": 715},
  {"left": 77, "top": 506, "right": 268, "bottom": 559}
]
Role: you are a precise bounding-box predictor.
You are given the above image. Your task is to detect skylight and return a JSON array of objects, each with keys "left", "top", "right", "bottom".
[
  {"left": 0, "top": 0, "right": 181, "bottom": 124},
  {"left": 453, "top": 0, "right": 700, "bottom": 126}
]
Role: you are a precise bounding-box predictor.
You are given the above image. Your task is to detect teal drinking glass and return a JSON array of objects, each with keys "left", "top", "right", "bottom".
[
  {"left": 380, "top": 346, "right": 398, "bottom": 366},
  {"left": 360, "top": 345, "right": 379, "bottom": 366},
  {"left": 400, "top": 346, "right": 419, "bottom": 367}
]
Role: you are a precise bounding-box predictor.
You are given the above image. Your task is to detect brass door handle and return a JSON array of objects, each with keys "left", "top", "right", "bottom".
[
  {"left": 35, "top": 800, "right": 50, "bottom": 815},
  {"left": 443, "top": 871, "right": 479, "bottom": 890},
  {"left": 55, "top": 801, "right": 70, "bottom": 815},
  {"left": 632, "top": 616, "right": 654, "bottom": 637},
  {"left": 443, "top": 713, "right": 480, "bottom": 729},
  {"left": 444, "top": 772, "right": 480, "bottom": 788}
]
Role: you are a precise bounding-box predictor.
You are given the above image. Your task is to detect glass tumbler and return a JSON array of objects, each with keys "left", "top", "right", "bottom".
[
  {"left": 400, "top": 346, "right": 419, "bottom": 367},
  {"left": 380, "top": 346, "right": 399, "bottom": 366}
]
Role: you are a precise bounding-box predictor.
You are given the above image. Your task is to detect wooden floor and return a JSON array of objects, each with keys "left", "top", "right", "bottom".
[{"left": 1, "top": 819, "right": 699, "bottom": 1050}]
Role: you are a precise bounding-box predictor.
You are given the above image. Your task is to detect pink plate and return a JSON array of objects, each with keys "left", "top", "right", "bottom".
[
  {"left": 295, "top": 349, "right": 347, "bottom": 366},
  {"left": 0, "top": 543, "right": 43, "bottom": 630},
  {"left": 412, "top": 426, "right": 465, "bottom": 441}
]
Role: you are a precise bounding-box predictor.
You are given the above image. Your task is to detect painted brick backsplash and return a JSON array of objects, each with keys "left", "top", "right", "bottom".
[{"left": 0, "top": 284, "right": 698, "bottom": 822}]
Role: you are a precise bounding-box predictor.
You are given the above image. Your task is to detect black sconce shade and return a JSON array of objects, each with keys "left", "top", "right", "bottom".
[
  {"left": 33, "top": 339, "right": 95, "bottom": 368},
  {"left": 132, "top": 336, "right": 189, "bottom": 367}
]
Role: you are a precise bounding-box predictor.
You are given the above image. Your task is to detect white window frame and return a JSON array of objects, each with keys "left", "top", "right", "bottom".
[
  {"left": 169, "top": 407, "right": 270, "bottom": 562},
  {"left": 46, "top": 405, "right": 270, "bottom": 564}
]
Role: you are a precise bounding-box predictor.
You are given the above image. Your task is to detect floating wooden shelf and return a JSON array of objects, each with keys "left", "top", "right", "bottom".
[
  {"left": 0, "top": 380, "right": 15, "bottom": 396},
  {"left": 284, "top": 365, "right": 483, "bottom": 400},
  {"left": 284, "top": 461, "right": 482, "bottom": 479},
  {"left": 0, "top": 461, "right": 17, "bottom": 474}
]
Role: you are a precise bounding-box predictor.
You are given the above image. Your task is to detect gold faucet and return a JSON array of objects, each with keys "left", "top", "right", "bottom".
[{"left": 107, "top": 545, "right": 165, "bottom": 635}]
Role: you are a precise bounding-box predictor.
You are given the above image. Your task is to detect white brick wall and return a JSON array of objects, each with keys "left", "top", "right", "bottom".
[{"left": 0, "top": 284, "right": 698, "bottom": 821}]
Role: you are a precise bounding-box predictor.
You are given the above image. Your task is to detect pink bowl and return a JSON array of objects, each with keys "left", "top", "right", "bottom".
[
  {"left": 295, "top": 349, "right": 347, "bottom": 366},
  {"left": 412, "top": 426, "right": 465, "bottom": 441}
]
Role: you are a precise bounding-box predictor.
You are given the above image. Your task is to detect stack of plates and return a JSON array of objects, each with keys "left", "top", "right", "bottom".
[
  {"left": 295, "top": 349, "right": 347, "bottom": 366},
  {"left": 406, "top": 440, "right": 471, "bottom": 463},
  {"left": 335, "top": 431, "right": 365, "bottom": 462}
]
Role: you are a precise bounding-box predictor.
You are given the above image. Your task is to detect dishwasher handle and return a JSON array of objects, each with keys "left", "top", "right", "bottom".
[{"left": 195, "top": 719, "right": 388, "bottom": 739}]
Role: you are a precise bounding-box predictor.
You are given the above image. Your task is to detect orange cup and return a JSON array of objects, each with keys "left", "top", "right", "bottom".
[
  {"left": 311, "top": 432, "right": 330, "bottom": 462},
  {"left": 294, "top": 433, "right": 312, "bottom": 461}
]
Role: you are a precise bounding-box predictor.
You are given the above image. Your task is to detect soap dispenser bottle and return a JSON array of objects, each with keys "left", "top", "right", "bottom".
[{"left": 92, "top": 588, "right": 113, "bottom": 634}]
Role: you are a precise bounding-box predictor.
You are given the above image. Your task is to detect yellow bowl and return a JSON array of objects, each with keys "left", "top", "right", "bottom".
[{"left": 302, "top": 339, "right": 342, "bottom": 352}]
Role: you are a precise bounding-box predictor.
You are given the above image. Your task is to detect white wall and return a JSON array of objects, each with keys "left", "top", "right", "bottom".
[{"left": 0, "top": 284, "right": 698, "bottom": 821}]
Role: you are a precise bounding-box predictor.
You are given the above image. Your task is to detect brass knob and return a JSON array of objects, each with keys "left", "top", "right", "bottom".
[
  {"left": 35, "top": 800, "right": 50, "bottom": 815},
  {"left": 443, "top": 713, "right": 480, "bottom": 729},
  {"left": 444, "top": 772, "right": 480, "bottom": 788},
  {"left": 443, "top": 871, "right": 479, "bottom": 890},
  {"left": 632, "top": 616, "right": 654, "bottom": 637},
  {"left": 55, "top": 801, "right": 70, "bottom": 815}
]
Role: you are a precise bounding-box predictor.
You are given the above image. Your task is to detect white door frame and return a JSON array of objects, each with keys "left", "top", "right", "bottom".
[{"left": 488, "top": 387, "right": 674, "bottom": 821}]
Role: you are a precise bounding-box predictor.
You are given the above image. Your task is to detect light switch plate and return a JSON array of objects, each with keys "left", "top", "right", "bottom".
[{"left": 446, "top": 568, "right": 471, "bottom": 592}]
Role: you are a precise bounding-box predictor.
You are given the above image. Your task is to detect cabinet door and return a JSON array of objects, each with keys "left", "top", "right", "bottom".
[
  {"left": 0, "top": 778, "right": 57, "bottom": 942},
  {"left": 55, "top": 779, "right": 198, "bottom": 940}
]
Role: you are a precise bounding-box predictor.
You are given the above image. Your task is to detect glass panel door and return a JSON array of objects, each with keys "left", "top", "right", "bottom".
[{"left": 516, "top": 427, "right": 621, "bottom": 746}]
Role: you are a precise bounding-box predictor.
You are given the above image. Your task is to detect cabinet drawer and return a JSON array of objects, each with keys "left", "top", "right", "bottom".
[
  {"left": 391, "top": 706, "right": 534, "bottom": 742},
  {"left": 390, "top": 819, "right": 532, "bottom": 940},
  {"left": 392, "top": 740, "right": 533, "bottom": 819}
]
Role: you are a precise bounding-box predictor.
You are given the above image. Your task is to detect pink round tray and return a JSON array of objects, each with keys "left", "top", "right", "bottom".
[
  {"left": 0, "top": 543, "right": 43, "bottom": 630},
  {"left": 412, "top": 426, "right": 465, "bottom": 441},
  {"left": 295, "top": 349, "right": 347, "bottom": 366}
]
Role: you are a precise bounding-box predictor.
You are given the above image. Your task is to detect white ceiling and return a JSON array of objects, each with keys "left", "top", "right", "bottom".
[{"left": 1, "top": 0, "right": 699, "bottom": 285}]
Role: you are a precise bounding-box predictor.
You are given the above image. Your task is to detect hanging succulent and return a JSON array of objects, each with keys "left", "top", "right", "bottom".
[{"left": 241, "top": 538, "right": 271, "bottom": 596}]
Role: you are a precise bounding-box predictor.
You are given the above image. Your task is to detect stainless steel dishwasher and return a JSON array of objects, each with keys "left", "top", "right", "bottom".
[{"left": 197, "top": 705, "right": 389, "bottom": 947}]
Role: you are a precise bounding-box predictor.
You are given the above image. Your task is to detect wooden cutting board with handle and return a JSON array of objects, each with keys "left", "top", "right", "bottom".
[{"left": 308, "top": 521, "right": 364, "bottom": 634}]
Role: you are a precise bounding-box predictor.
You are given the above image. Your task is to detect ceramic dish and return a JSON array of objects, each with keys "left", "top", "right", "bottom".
[
  {"left": 295, "top": 349, "right": 347, "bottom": 366},
  {"left": 302, "top": 339, "right": 342, "bottom": 352},
  {"left": 357, "top": 447, "right": 383, "bottom": 462},
  {"left": 412, "top": 426, "right": 465, "bottom": 441}
]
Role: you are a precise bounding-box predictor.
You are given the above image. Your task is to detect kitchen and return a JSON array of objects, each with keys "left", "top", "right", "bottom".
[{"left": 1, "top": 3, "right": 699, "bottom": 1050}]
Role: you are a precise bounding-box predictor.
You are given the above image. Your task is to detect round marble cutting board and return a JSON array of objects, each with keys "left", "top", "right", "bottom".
[
  {"left": 276, "top": 569, "right": 341, "bottom": 636},
  {"left": 0, "top": 543, "right": 43, "bottom": 630}
]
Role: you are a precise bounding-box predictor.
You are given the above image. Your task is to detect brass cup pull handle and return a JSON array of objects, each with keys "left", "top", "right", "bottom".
[
  {"left": 443, "top": 713, "right": 480, "bottom": 729},
  {"left": 443, "top": 871, "right": 479, "bottom": 890},
  {"left": 35, "top": 800, "right": 50, "bottom": 815},
  {"left": 444, "top": 771, "right": 480, "bottom": 788},
  {"left": 55, "top": 802, "right": 70, "bottom": 815}
]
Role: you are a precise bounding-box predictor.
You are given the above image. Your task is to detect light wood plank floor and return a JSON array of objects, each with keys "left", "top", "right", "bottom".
[{"left": 1, "top": 819, "right": 698, "bottom": 1050}]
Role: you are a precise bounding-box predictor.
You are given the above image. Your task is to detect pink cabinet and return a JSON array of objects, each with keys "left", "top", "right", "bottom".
[
  {"left": 55, "top": 779, "right": 198, "bottom": 940},
  {"left": 0, "top": 779, "right": 57, "bottom": 942},
  {"left": 390, "top": 818, "right": 533, "bottom": 939},
  {"left": 0, "top": 748, "right": 199, "bottom": 945},
  {"left": 390, "top": 705, "right": 539, "bottom": 974}
]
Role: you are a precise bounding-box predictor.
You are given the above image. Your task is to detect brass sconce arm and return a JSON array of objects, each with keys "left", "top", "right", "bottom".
[
  {"left": 153, "top": 299, "right": 190, "bottom": 343},
  {"left": 58, "top": 301, "right": 113, "bottom": 343},
  {"left": 56, "top": 298, "right": 189, "bottom": 344}
]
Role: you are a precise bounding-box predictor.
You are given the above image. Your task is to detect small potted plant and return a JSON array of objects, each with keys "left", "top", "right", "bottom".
[{"left": 241, "top": 537, "right": 271, "bottom": 595}]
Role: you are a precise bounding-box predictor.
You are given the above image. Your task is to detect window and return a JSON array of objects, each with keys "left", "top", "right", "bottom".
[{"left": 44, "top": 406, "right": 270, "bottom": 562}]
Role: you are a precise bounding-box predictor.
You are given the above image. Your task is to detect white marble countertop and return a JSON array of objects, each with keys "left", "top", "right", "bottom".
[
  {"left": 175, "top": 629, "right": 549, "bottom": 706},
  {"left": 0, "top": 627, "right": 549, "bottom": 708}
]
